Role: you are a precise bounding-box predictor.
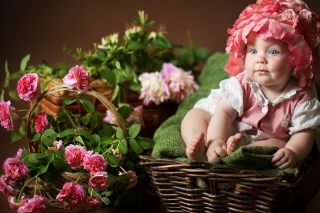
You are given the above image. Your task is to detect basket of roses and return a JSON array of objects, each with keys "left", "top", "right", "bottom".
[{"left": 0, "top": 65, "right": 154, "bottom": 212}]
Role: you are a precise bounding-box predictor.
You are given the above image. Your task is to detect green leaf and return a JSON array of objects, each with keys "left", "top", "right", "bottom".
[
  {"left": 129, "top": 138, "right": 143, "bottom": 153},
  {"left": 19, "top": 120, "right": 26, "bottom": 135},
  {"left": 118, "top": 106, "right": 132, "bottom": 120},
  {"left": 20, "top": 54, "right": 30, "bottom": 71},
  {"left": 9, "top": 90, "right": 20, "bottom": 101},
  {"left": 102, "top": 190, "right": 113, "bottom": 197},
  {"left": 111, "top": 84, "right": 120, "bottom": 102},
  {"left": 101, "top": 68, "right": 117, "bottom": 87},
  {"left": 118, "top": 173, "right": 132, "bottom": 183},
  {"left": 151, "top": 37, "right": 172, "bottom": 49},
  {"left": 75, "top": 135, "right": 84, "bottom": 145},
  {"left": 135, "top": 136, "right": 155, "bottom": 150},
  {"left": 35, "top": 153, "right": 48, "bottom": 159},
  {"left": 38, "top": 164, "right": 49, "bottom": 175},
  {"left": 21, "top": 149, "right": 28, "bottom": 160},
  {"left": 31, "top": 133, "right": 41, "bottom": 141},
  {"left": 107, "top": 174, "right": 118, "bottom": 183},
  {"left": 63, "top": 98, "right": 77, "bottom": 105},
  {"left": 101, "top": 138, "right": 114, "bottom": 147},
  {"left": 106, "top": 155, "right": 119, "bottom": 167},
  {"left": 41, "top": 129, "right": 58, "bottom": 146},
  {"left": 77, "top": 129, "right": 93, "bottom": 141},
  {"left": 80, "top": 115, "right": 91, "bottom": 125},
  {"left": 53, "top": 157, "right": 69, "bottom": 171},
  {"left": 88, "top": 187, "right": 100, "bottom": 197},
  {"left": 42, "top": 129, "right": 57, "bottom": 138},
  {"left": 28, "top": 153, "right": 40, "bottom": 165},
  {"left": 40, "top": 80, "right": 51, "bottom": 92},
  {"left": 96, "top": 50, "right": 107, "bottom": 61},
  {"left": 124, "top": 161, "right": 135, "bottom": 171},
  {"left": 101, "top": 197, "right": 111, "bottom": 206},
  {"left": 62, "top": 45, "right": 71, "bottom": 54},
  {"left": 59, "top": 129, "right": 75, "bottom": 137},
  {"left": 79, "top": 98, "right": 95, "bottom": 114},
  {"left": 144, "top": 20, "right": 155, "bottom": 26},
  {"left": 116, "top": 128, "right": 124, "bottom": 140},
  {"left": 128, "top": 124, "right": 141, "bottom": 138},
  {"left": 11, "top": 133, "right": 23, "bottom": 143},
  {"left": 91, "top": 134, "right": 100, "bottom": 148},
  {"left": 46, "top": 153, "right": 55, "bottom": 163},
  {"left": 127, "top": 41, "right": 147, "bottom": 50},
  {"left": 10, "top": 73, "right": 23, "bottom": 80},
  {"left": 119, "top": 139, "right": 128, "bottom": 154},
  {"left": 195, "top": 48, "right": 211, "bottom": 62},
  {"left": 4, "top": 61, "right": 10, "bottom": 89},
  {"left": 177, "top": 48, "right": 195, "bottom": 65}
]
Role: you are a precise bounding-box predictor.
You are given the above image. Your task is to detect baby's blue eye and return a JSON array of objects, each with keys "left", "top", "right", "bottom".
[
  {"left": 269, "top": 50, "right": 278, "bottom": 55},
  {"left": 250, "top": 49, "right": 257, "bottom": 54}
]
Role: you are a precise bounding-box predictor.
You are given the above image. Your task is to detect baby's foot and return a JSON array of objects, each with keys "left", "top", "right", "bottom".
[
  {"left": 226, "top": 133, "right": 242, "bottom": 155},
  {"left": 186, "top": 132, "right": 207, "bottom": 161}
]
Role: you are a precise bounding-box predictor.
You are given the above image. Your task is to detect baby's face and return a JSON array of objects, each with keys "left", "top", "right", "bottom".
[{"left": 244, "top": 32, "right": 293, "bottom": 93}]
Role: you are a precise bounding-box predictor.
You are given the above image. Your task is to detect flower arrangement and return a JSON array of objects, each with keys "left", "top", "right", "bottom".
[
  {"left": 0, "top": 63, "right": 154, "bottom": 212},
  {"left": 65, "top": 10, "right": 209, "bottom": 106}
]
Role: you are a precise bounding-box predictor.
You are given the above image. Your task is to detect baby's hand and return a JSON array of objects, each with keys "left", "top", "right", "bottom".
[
  {"left": 272, "top": 148, "right": 298, "bottom": 169},
  {"left": 206, "top": 139, "right": 227, "bottom": 163}
]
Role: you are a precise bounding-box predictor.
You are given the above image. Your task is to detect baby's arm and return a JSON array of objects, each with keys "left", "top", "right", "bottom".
[
  {"left": 206, "top": 99, "right": 237, "bottom": 163},
  {"left": 272, "top": 129, "right": 315, "bottom": 169}
]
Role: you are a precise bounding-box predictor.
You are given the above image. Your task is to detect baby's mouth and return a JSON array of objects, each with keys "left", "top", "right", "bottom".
[{"left": 256, "top": 70, "right": 269, "bottom": 74}]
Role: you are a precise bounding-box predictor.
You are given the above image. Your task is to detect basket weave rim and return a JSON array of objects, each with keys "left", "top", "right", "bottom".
[{"left": 25, "top": 84, "right": 127, "bottom": 152}]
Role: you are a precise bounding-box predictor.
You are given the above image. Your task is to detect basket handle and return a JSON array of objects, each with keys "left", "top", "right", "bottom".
[{"left": 25, "top": 85, "right": 127, "bottom": 152}]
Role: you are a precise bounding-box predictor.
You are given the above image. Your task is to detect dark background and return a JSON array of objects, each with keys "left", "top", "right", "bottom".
[{"left": 1, "top": 1, "right": 319, "bottom": 212}]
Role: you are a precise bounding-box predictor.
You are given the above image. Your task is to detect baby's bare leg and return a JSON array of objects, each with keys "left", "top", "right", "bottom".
[
  {"left": 226, "top": 133, "right": 243, "bottom": 154},
  {"left": 181, "top": 108, "right": 211, "bottom": 162},
  {"left": 248, "top": 138, "right": 287, "bottom": 148}
]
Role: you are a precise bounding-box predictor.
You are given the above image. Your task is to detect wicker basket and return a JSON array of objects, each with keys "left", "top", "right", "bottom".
[
  {"left": 139, "top": 146, "right": 318, "bottom": 213},
  {"left": 25, "top": 85, "right": 127, "bottom": 208}
]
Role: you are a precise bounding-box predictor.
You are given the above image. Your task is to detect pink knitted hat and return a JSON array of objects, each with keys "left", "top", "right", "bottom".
[{"left": 224, "top": 0, "right": 320, "bottom": 88}]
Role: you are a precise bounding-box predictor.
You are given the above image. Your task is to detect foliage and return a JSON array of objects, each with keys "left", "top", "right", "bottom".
[{"left": 65, "top": 11, "right": 210, "bottom": 105}]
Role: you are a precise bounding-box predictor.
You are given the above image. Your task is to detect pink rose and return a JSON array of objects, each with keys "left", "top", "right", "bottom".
[
  {"left": 299, "top": 9, "right": 312, "bottom": 25},
  {"left": 17, "top": 73, "right": 40, "bottom": 101},
  {"left": 88, "top": 172, "right": 111, "bottom": 191},
  {"left": 16, "top": 149, "right": 23, "bottom": 160},
  {"left": 3, "top": 158, "right": 28, "bottom": 180},
  {"left": 83, "top": 151, "right": 107, "bottom": 175},
  {"left": 8, "top": 196, "right": 29, "bottom": 209},
  {"left": 63, "top": 65, "right": 92, "bottom": 92},
  {"left": 56, "top": 182, "right": 86, "bottom": 210},
  {"left": 160, "top": 63, "right": 179, "bottom": 81},
  {"left": 161, "top": 63, "right": 198, "bottom": 103},
  {"left": 281, "top": 9, "right": 297, "bottom": 22},
  {"left": 122, "top": 170, "right": 137, "bottom": 189},
  {"left": 48, "top": 140, "right": 64, "bottom": 151},
  {"left": 138, "top": 72, "right": 170, "bottom": 105},
  {"left": 0, "top": 174, "right": 19, "bottom": 197},
  {"left": 103, "top": 110, "right": 117, "bottom": 124},
  {"left": 65, "top": 145, "right": 87, "bottom": 170},
  {"left": 103, "top": 105, "right": 145, "bottom": 127},
  {"left": 81, "top": 196, "right": 102, "bottom": 213},
  {"left": 33, "top": 112, "right": 48, "bottom": 133},
  {"left": 0, "top": 100, "right": 18, "bottom": 131},
  {"left": 17, "top": 195, "right": 49, "bottom": 213}
]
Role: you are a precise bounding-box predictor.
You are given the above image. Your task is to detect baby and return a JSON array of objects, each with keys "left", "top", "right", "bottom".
[{"left": 181, "top": 0, "right": 320, "bottom": 169}]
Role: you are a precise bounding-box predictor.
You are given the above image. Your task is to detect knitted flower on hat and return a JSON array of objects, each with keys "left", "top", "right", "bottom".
[{"left": 224, "top": 0, "right": 320, "bottom": 88}]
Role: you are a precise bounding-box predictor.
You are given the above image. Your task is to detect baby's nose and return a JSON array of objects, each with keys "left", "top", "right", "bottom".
[{"left": 256, "top": 56, "right": 267, "bottom": 64}]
